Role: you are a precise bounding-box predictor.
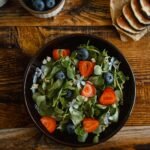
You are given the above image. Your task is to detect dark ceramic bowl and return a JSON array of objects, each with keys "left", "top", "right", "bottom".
[{"left": 24, "top": 34, "right": 136, "bottom": 147}]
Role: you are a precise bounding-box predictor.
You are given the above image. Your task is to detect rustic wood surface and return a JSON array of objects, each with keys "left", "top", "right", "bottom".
[
  {"left": 0, "top": 0, "right": 111, "bottom": 26},
  {"left": 0, "top": 0, "right": 150, "bottom": 149}
]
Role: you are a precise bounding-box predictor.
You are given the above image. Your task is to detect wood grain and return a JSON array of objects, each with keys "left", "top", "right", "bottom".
[
  {"left": 0, "top": 0, "right": 111, "bottom": 26},
  {"left": 0, "top": 127, "right": 149, "bottom": 150}
]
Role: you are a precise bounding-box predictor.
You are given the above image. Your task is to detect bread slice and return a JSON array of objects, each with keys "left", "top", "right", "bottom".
[
  {"left": 139, "top": 0, "right": 150, "bottom": 18},
  {"left": 116, "top": 15, "right": 140, "bottom": 34},
  {"left": 123, "top": 4, "right": 145, "bottom": 31},
  {"left": 131, "top": 0, "right": 150, "bottom": 25}
]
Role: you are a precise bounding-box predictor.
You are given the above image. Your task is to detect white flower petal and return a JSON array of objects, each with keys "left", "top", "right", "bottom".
[
  {"left": 81, "top": 81, "right": 86, "bottom": 86},
  {"left": 46, "top": 56, "right": 51, "bottom": 62},
  {"left": 77, "top": 82, "right": 81, "bottom": 89},
  {"left": 42, "top": 59, "right": 47, "bottom": 64},
  {"left": 33, "top": 75, "right": 38, "bottom": 84}
]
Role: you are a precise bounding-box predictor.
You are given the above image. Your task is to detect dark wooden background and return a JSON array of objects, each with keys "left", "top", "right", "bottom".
[{"left": 0, "top": 0, "right": 150, "bottom": 150}]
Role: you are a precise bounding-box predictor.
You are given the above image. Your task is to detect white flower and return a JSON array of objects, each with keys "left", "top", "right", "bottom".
[
  {"left": 113, "top": 60, "right": 120, "bottom": 69},
  {"left": 35, "top": 67, "right": 42, "bottom": 77},
  {"left": 108, "top": 57, "right": 115, "bottom": 71},
  {"left": 82, "top": 96, "right": 88, "bottom": 102},
  {"left": 69, "top": 99, "right": 77, "bottom": 112},
  {"left": 42, "top": 59, "right": 47, "bottom": 64},
  {"left": 31, "top": 84, "right": 39, "bottom": 93},
  {"left": 109, "top": 57, "right": 120, "bottom": 70},
  {"left": 73, "top": 74, "right": 85, "bottom": 89},
  {"left": 33, "top": 75, "right": 38, "bottom": 84},
  {"left": 41, "top": 65, "right": 49, "bottom": 79},
  {"left": 104, "top": 111, "right": 110, "bottom": 126},
  {"left": 46, "top": 56, "right": 51, "bottom": 62}
]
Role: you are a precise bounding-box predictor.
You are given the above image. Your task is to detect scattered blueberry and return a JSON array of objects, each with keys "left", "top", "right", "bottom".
[
  {"left": 77, "top": 48, "right": 89, "bottom": 60},
  {"left": 104, "top": 72, "right": 114, "bottom": 84},
  {"left": 32, "top": 0, "right": 45, "bottom": 11},
  {"left": 66, "top": 123, "right": 75, "bottom": 134},
  {"left": 66, "top": 90, "right": 73, "bottom": 98},
  {"left": 55, "top": 71, "right": 66, "bottom": 80},
  {"left": 45, "top": 0, "right": 55, "bottom": 9}
]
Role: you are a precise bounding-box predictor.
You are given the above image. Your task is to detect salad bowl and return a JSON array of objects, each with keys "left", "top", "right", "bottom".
[{"left": 24, "top": 34, "right": 136, "bottom": 147}]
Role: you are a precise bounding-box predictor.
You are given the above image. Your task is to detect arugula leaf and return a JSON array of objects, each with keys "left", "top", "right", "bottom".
[
  {"left": 115, "top": 90, "right": 123, "bottom": 102},
  {"left": 93, "top": 135, "right": 99, "bottom": 143},
  {"left": 33, "top": 94, "right": 52, "bottom": 116},
  {"left": 63, "top": 80, "right": 75, "bottom": 90},
  {"left": 109, "top": 106, "right": 117, "bottom": 116},
  {"left": 47, "top": 79, "right": 64, "bottom": 99},
  {"left": 96, "top": 104, "right": 107, "bottom": 110},
  {"left": 61, "top": 57, "right": 71, "bottom": 68},
  {"left": 89, "top": 76, "right": 104, "bottom": 87},
  {"left": 53, "top": 107, "right": 65, "bottom": 121},
  {"left": 83, "top": 102, "right": 95, "bottom": 117},
  {"left": 79, "top": 43, "right": 100, "bottom": 54},
  {"left": 67, "top": 66, "right": 75, "bottom": 79},
  {"left": 109, "top": 108, "right": 119, "bottom": 122},
  {"left": 33, "top": 94, "right": 46, "bottom": 106},
  {"left": 70, "top": 109, "right": 84, "bottom": 126},
  {"left": 77, "top": 132, "right": 88, "bottom": 143},
  {"left": 46, "top": 65, "right": 61, "bottom": 79},
  {"left": 42, "top": 82, "right": 47, "bottom": 90},
  {"left": 75, "top": 125, "right": 85, "bottom": 136},
  {"left": 75, "top": 125, "right": 88, "bottom": 143}
]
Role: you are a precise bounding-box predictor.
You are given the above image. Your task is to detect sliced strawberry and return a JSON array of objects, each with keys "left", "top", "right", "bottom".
[
  {"left": 83, "top": 118, "right": 99, "bottom": 133},
  {"left": 99, "top": 87, "right": 116, "bottom": 105},
  {"left": 52, "top": 49, "right": 70, "bottom": 60},
  {"left": 52, "top": 49, "right": 60, "bottom": 60},
  {"left": 79, "top": 61, "right": 95, "bottom": 77},
  {"left": 81, "top": 82, "right": 96, "bottom": 97},
  {"left": 40, "top": 116, "right": 56, "bottom": 133},
  {"left": 62, "top": 49, "right": 70, "bottom": 56}
]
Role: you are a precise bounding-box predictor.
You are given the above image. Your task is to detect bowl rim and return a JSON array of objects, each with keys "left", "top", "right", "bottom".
[
  {"left": 24, "top": 34, "right": 136, "bottom": 147},
  {"left": 19, "top": 0, "right": 65, "bottom": 14}
]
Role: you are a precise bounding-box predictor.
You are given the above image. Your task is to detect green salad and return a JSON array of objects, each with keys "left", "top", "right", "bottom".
[{"left": 31, "top": 42, "right": 128, "bottom": 143}]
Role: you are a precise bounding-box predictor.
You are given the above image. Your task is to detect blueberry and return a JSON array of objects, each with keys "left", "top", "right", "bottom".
[
  {"left": 65, "top": 90, "right": 73, "bottom": 98},
  {"left": 104, "top": 72, "right": 114, "bottom": 84},
  {"left": 45, "top": 0, "right": 55, "bottom": 9},
  {"left": 32, "top": 0, "right": 45, "bottom": 11},
  {"left": 55, "top": 71, "right": 66, "bottom": 80},
  {"left": 77, "top": 48, "right": 89, "bottom": 60},
  {"left": 66, "top": 123, "right": 75, "bottom": 134}
]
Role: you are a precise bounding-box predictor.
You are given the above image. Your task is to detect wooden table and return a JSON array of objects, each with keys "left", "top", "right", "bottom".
[{"left": 0, "top": 0, "right": 150, "bottom": 149}]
